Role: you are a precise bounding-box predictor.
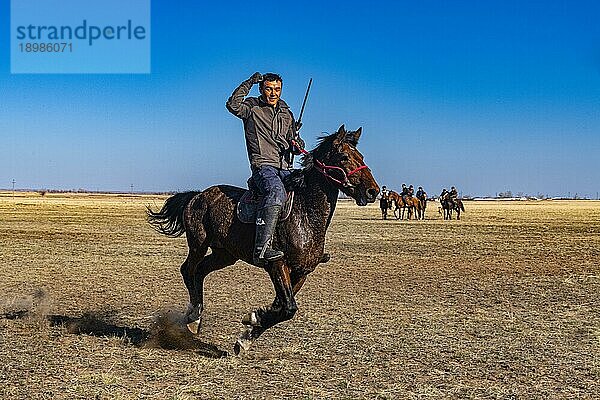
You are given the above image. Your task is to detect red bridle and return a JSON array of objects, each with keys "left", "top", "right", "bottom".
[{"left": 291, "top": 140, "right": 369, "bottom": 189}]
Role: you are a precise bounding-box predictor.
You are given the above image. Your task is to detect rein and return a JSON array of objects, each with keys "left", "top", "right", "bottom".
[{"left": 291, "top": 140, "right": 369, "bottom": 189}]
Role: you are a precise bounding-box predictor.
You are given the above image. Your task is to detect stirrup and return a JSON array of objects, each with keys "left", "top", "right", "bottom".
[{"left": 253, "top": 247, "right": 284, "bottom": 266}]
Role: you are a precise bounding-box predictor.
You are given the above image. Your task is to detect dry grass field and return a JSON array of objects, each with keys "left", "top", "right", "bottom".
[{"left": 1, "top": 192, "right": 599, "bottom": 399}]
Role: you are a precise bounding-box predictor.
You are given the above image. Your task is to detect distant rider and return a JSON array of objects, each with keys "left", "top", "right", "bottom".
[
  {"left": 449, "top": 186, "right": 458, "bottom": 201},
  {"left": 400, "top": 183, "right": 409, "bottom": 205},
  {"left": 440, "top": 188, "right": 449, "bottom": 202}
]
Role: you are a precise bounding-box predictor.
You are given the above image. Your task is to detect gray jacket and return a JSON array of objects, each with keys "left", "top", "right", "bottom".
[{"left": 226, "top": 78, "right": 297, "bottom": 170}]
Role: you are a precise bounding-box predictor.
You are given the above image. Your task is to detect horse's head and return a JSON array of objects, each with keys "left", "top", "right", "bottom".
[{"left": 306, "top": 125, "right": 380, "bottom": 206}]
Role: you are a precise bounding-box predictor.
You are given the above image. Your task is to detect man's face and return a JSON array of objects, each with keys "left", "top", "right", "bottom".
[{"left": 261, "top": 80, "right": 282, "bottom": 106}]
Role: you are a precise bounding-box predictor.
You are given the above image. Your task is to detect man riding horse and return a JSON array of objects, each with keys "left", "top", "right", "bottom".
[
  {"left": 226, "top": 72, "right": 304, "bottom": 266},
  {"left": 400, "top": 183, "right": 409, "bottom": 205},
  {"left": 443, "top": 186, "right": 458, "bottom": 206},
  {"left": 439, "top": 186, "right": 464, "bottom": 219},
  {"left": 149, "top": 73, "right": 379, "bottom": 354}
]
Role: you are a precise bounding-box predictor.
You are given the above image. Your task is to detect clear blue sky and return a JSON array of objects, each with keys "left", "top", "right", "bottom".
[{"left": 1, "top": 0, "right": 599, "bottom": 197}]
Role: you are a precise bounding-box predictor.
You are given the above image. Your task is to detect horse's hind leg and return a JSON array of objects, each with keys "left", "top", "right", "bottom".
[
  {"left": 182, "top": 246, "right": 238, "bottom": 334},
  {"left": 181, "top": 244, "right": 208, "bottom": 331}
]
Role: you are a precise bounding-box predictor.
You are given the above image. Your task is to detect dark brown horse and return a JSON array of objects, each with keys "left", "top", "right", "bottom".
[
  {"left": 148, "top": 125, "right": 379, "bottom": 354},
  {"left": 417, "top": 193, "right": 427, "bottom": 220},
  {"left": 441, "top": 198, "right": 465, "bottom": 220},
  {"left": 379, "top": 192, "right": 391, "bottom": 219}
]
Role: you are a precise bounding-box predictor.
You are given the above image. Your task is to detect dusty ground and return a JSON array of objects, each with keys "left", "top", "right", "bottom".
[{"left": 1, "top": 192, "right": 598, "bottom": 399}]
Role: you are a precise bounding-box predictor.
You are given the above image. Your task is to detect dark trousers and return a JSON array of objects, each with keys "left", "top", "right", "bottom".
[{"left": 251, "top": 165, "right": 291, "bottom": 208}]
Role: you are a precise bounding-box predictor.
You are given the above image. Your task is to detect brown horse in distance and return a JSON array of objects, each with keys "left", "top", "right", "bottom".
[
  {"left": 406, "top": 196, "right": 423, "bottom": 220},
  {"left": 441, "top": 198, "right": 465, "bottom": 220},
  {"left": 148, "top": 126, "right": 379, "bottom": 354},
  {"left": 388, "top": 191, "right": 422, "bottom": 220}
]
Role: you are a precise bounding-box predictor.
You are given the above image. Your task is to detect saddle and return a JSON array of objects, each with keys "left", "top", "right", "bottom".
[{"left": 236, "top": 178, "right": 295, "bottom": 224}]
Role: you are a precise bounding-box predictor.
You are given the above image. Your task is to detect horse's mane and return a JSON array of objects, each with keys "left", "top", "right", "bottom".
[
  {"left": 300, "top": 132, "right": 334, "bottom": 169},
  {"left": 286, "top": 129, "right": 357, "bottom": 192},
  {"left": 279, "top": 132, "right": 335, "bottom": 192},
  {"left": 280, "top": 132, "right": 335, "bottom": 192}
]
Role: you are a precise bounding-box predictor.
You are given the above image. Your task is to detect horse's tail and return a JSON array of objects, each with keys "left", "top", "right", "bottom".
[
  {"left": 459, "top": 200, "right": 465, "bottom": 212},
  {"left": 147, "top": 191, "right": 200, "bottom": 237}
]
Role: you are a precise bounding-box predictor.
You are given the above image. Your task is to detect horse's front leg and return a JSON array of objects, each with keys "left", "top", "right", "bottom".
[{"left": 235, "top": 260, "right": 298, "bottom": 355}]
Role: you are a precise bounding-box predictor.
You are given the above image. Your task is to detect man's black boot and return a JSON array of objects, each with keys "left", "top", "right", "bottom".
[{"left": 253, "top": 205, "right": 284, "bottom": 266}]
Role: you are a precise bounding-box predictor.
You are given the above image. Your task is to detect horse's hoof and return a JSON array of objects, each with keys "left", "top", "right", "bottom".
[
  {"left": 234, "top": 335, "right": 254, "bottom": 356},
  {"left": 319, "top": 253, "right": 331, "bottom": 264},
  {"left": 234, "top": 325, "right": 255, "bottom": 355},
  {"left": 184, "top": 303, "right": 202, "bottom": 334},
  {"left": 186, "top": 319, "right": 201, "bottom": 335}
]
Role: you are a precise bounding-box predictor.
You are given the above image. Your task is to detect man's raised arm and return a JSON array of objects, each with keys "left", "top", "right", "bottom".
[{"left": 226, "top": 72, "right": 262, "bottom": 119}]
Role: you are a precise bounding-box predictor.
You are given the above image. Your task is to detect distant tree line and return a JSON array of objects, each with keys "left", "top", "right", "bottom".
[{"left": 34, "top": 189, "right": 177, "bottom": 195}]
